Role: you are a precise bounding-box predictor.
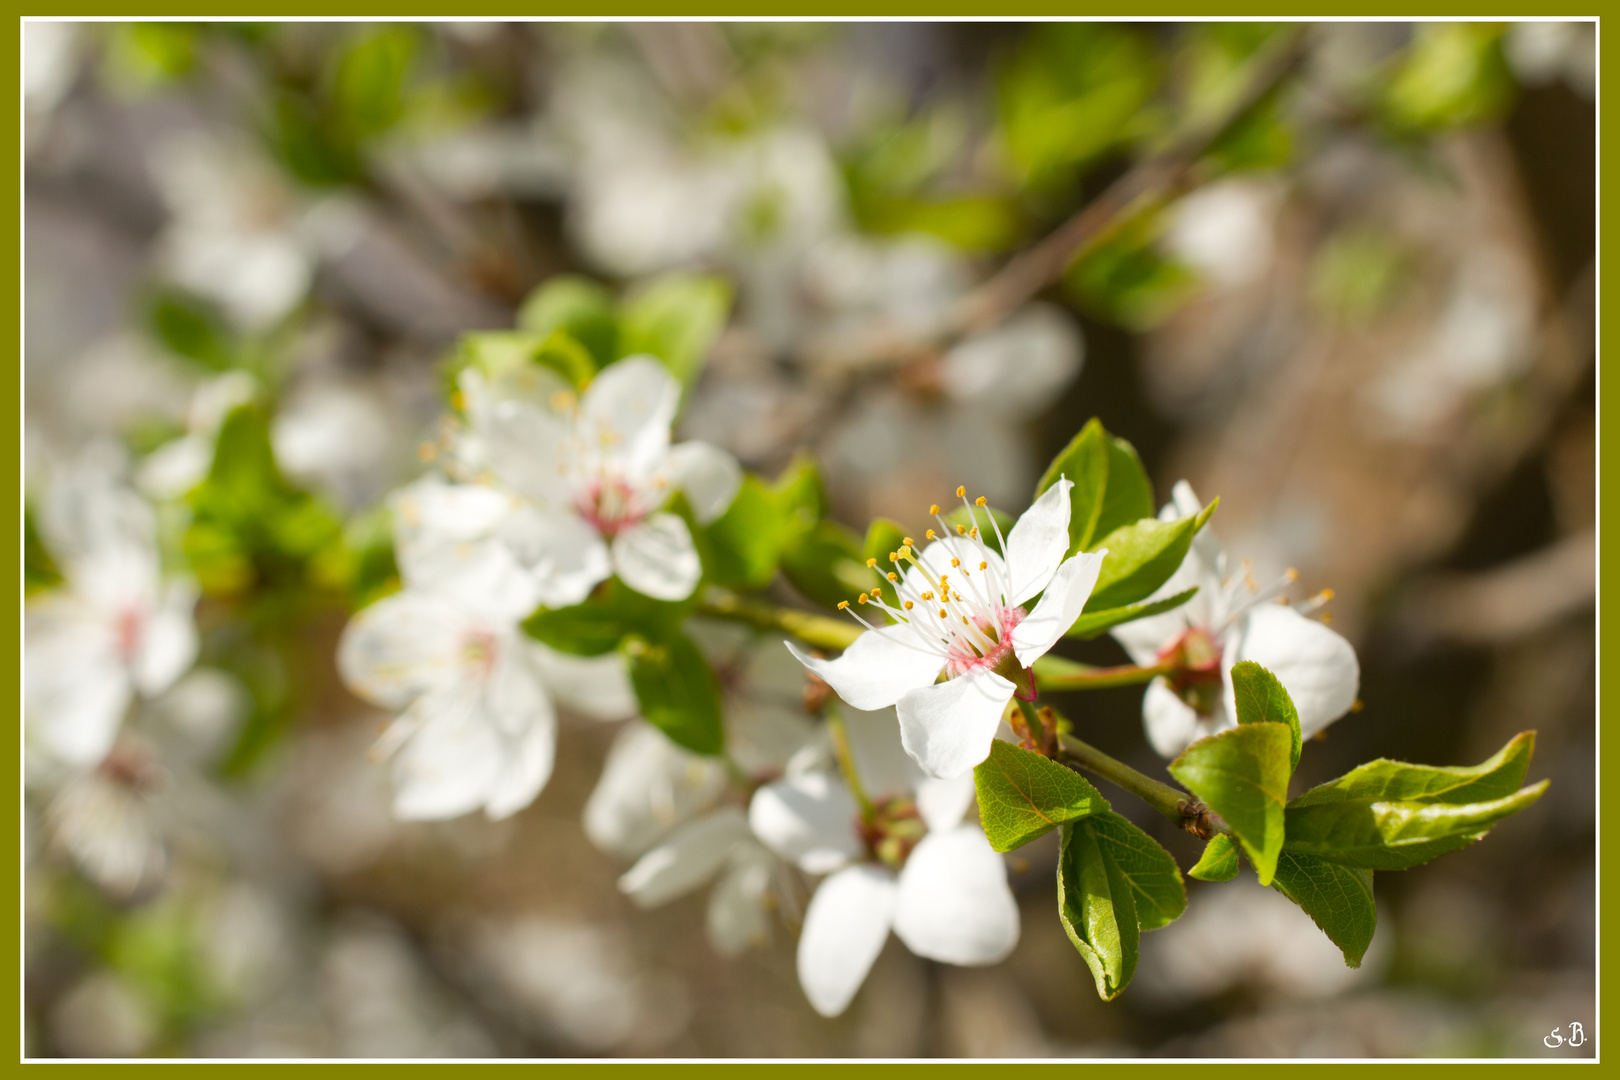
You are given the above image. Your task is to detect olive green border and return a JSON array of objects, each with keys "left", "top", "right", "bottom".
[{"left": 8, "top": 10, "right": 1606, "bottom": 1071}]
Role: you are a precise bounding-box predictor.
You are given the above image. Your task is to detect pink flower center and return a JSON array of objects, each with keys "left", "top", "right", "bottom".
[
  {"left": 1157, "top": 626, "right": 1225, "bottom": 716},
  {"left": 461, "top": 629, "right": 499, "bottom": 674},
  {"left": 114, "top": 608, "right": 144, "bottom": 663},
  {"left": 575, "top": 476, "right": 647, "bottom": 538},
  {"left": 943, "top": 604, "right": 1024, "bottom": 679}
]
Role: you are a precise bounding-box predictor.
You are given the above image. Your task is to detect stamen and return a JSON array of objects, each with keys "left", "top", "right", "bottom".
[
  {"left": 904, "top": 601, "right": 913, "bottom": 610},
  {"left": 866, "top": 558, "right": 878, "bottom": 568},
  {"left": 956, "top": 486, "right": 966, "bottom": 497},
  {"left": 975, "top": 496, "right": 986, "bottom": 507},
  {"left": 838, "top": 601, "right": 849, "bottom": 610},
  {"left": 929, "top": 504, "right": 940, "bottom": 515}
]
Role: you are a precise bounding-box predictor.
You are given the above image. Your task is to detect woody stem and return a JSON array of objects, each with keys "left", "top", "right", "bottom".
[{"left": 1055, "top": 731, "right": 1227, "bottom": 840}]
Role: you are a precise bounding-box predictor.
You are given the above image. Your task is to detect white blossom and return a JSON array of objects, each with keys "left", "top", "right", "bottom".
[
  {"left": 748, "top": 707, "right": 1017, "bottom": 1017},
  {"left": 788, "top": 481, "right": 1106, "bottom": 779},
  {"left": 1110, "top": 481, "right": 1360, "bottom": 758}
]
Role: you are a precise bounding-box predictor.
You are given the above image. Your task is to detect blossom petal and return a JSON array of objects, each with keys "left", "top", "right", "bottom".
[
  {"left": 1168, "top": 479, "right": 1225, "bottom": 573},
  {"left": 612, "top": 512, "right": 702, "bottom": 601},
  {"left": 459, "top": 365, "right": 576, "bottom": 504},
  {"left": 896, "top": 667, "right": 1016, "bottom": 780},
  {"left": 134, "top": 435, "right": 212, "bottom": 500},
  {"left": 707, "top": 843, "right": 776, "bottom": 957},
  {"left": 784, "top": 625, "right": 944, "bottom": 712},
  {"left": 1233, "top": 603, "right": 1360, "bottom": 738},
  {"left": 618, "top": 808, "right": 751, "bottom": 908},
  {"left": 657, "top": 440, "right": 742, "bottom": 525},
  {"left": 893, "top": 825, "right": 1020, "bottom": 966},
  {"left": 338, "top": 591, "right": 470, "bottom": 709},
  {"left": 392, "top": 479, "right": 544, "bottom": 619},
  {"left": 580, "top": 355, "right": 679, "bottom": 481},
  {"left": 583, "top": 722, "right": 727, "bottom": 859},
  {"left": 1003, "top": 476, "right": 1073, "bottom": 606},
  {"left": 530, "top": 643, "right": 638, "bottom": 722},
  {"left": 915, "top": 773, "right": 978, "bottom": 833},
  {"left": 501, "top": 504, "right": 613, "bottom": 610},
  {"left": 1011, "top": 549, "right": 1107, "bottom": 667},
  {"left": 747, "top": 772, "right": 864, "bottom": 874},
  {"left": 483, "top": 690, "right": 558, "bottom": 821},
  {"left": 25, "top": 608, "right": 131, "bottom": 768},
  {"left": 131, "top": 580, "right": 198, "bottom": 697},
  {"left": 390, "top": 683, "right": 504, "bottom": 820},
  {"left": 797, "top": 864, "right": 898, "bottom": 1017},
  {"left": 1142, "top": 678, "right": 1216, "bottom": 759}
]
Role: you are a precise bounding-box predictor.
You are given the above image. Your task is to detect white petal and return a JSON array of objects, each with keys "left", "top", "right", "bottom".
[
  {"left": 658, "top": 440, "right": 742, "bottom": 525},
  {"left": 26, "top": 608, "right": 131, "bottom": 767},
  {"left": 482, "top": 633, "right": 552, "bottom": 737},
  {"left": 893, "top": 825, "right": 1020, "bottom": 966},
  {"left": 915, "top": 773, "right": 978, "bottom": 833},
  {"left": 841, "top": 705, "right": 926, "bottom": 799},
  {"left": 747, "top": 772, "right": 864, "bottom": 874},
  {"left": 612, "top": 512, "right": 702, "bottom": 601},
  {"left": 707, "top": 843, "right": 776, "bottom": 957},
  {"left": 580, "top": 355, "right": 679, "bottom": 481},
  {"left": 896, "top": 668, "right": 1016, "bottom": 780},
  {"left": 483, "top": 691, "right": 558, "bottom": 821},
  {"left": 583, "top": 722, "right": 727, "bottom": 859},
  {"left": 530, "top": 643, "right": 638, "bottom": 721},
  {"left": 618, "top": 808, "right": 751, "bottom": 908},
  {"left": 1234, "top": 604, "right": 1360, "bottom": 738},
  {"left": 1107, "top": 538, "right": 1224, "bottom": 666},
  {"left": 392, "top": 479, "right": 543, "bottom": 620},
  {"left": 1142, "top": 678, "right": 1222, "bottom": 759},
  {"left": 337, "top": 591, "right": 471, "bottom": 709},
  {"left": 501, "top": 504, "right": 613, "bottom": 610},
  {"left": 134, "top": 435, "right": 212, "bottom": 500},
  {"left": 784, "top": 625, "right": 944, "bottom": 712},
  {"left": 131, "top": 581, "right": 198, "bottom": 697},
  {"left": 459, "top": 365, "right": 576, "bottom": 504},
  {"left": 1011, "top": 549, "right": 1107, "bottom": 667},
  {"left": 797, "top": 864, "right": 898, "bottom": 1018},
  {"left": 390, "top": 683, "right": 505, "bottom": 821},
  {"left": 1003, "top": 476, "right": 1073, "bottom": 606}
]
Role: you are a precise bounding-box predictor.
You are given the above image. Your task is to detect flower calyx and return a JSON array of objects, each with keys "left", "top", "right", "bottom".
[{"left": 1157, "top": 626, "right": 1225, "bottom": 716}]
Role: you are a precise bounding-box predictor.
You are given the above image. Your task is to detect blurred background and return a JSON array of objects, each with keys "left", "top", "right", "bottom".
[{"left": 23, "top": 20, "right": 1594, "bottom": 1058}]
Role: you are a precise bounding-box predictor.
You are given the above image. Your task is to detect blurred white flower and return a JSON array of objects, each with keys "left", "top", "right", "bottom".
[
  {"left": 1164, "top": 180, "right": 1279, "bottom": 291},
  {"left": 338, "top": 480, "right": 637, "bottom": 821},
  {"left": 26, "top": 459, "right": 198, "bottom": 768},
  {"left": 272, "top": 379, "right": 396, "bottom": 510},
  {"left": 24, "top": 21, "right": 81, "bottom": 119},
  {"left": 941, "top": 303, "right": 1085, "bottom": 417},
  {"left": 455, "top": 355, "right": 741, "bottom": 603},
  {"left": 1505, "top": 21, "right": 1595, "bottom": 100},
  {"left": 45, "top": 743, "right": 168, "bottom": 899},
  {"left": 748, "top": 707, "right": 1015, "bottom": 1017},
  {"left": 790, "top": 480, "right": 1105, "bottom": 779},
  {"left": 1110, "top": 481, "right": 1360, "bottom": 759},
  {"left": 135, "top": 370, "right": 258, "bottom": 500}
]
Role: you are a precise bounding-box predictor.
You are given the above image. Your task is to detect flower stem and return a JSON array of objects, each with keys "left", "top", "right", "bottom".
[
  {"left": 698, "top": 588, "right": 861, "bottom": 652},
  {"left": 1055, "top": 731, "right": 1226, "bottom": 840},
  {"left": 1014, "top": 697, "right": 1049, "bottom": 752},
  {"left": 1031, "top": 655, "right": 1175, "bottom": 690},
  {"left": 825, "top": 706, "right": 875, "bottom": 822}
]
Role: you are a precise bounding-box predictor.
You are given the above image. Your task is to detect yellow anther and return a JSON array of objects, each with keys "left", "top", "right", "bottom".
[
  {"left": 926, "top": 529, "right": 936, "bottom": 540},
  {"left": 979, "top": 561, "right": 987, "bottom": 571},
  {"left": 889, "top": 551, "right": 900, "bottom": 563},
  {"left": 870, "top": 584, "right": 882, "bottom": 596},
  {"left": 951, "top": 558, "right": 960, "bottom": 567},
  {"left": 451, "top": 390, "right": 467, "bottom": 411},
  {"left": 962, "top": 616, "right": 970, "bottom": 625},
  {"left": 929, "top": 504, "right": 940, "bottom": 515},
  {"left": 1285, "top": 567, "right": 1300, "bottom": 582},
  {"left": 838, "top": 601, "right": 850, "bottom": 610},
  {"left": 970, "top": 527, "right": 979, "bottom": 538},
  {"left": 887, "top": 573, "right": 898, "bottom": 582},
  {"left": 866, "top": 558, "right": 878, "bottom": 568},
  {"left": 903, "top": 537, "right": 914, "bottom": 547},
  {"left": 904, "top": 601, "right": 913, "bottom": 610},
  {"left": 417, "top": 441, "right": 437, "bottom": 462},
  {"left": 956, "top": 525, "right": 967, "bottom": 535},
  {"left": 939, "top": 608, "right": 947, "bottom": 618},
  {"left": 956, "top": 486, "right": 966, "bottom": 497},
  {"left": 975, "top": 496, "right": 986, "bottom": 507},
  {"left": 1350, "top": 698, "right": 1364, "bottom": 713},
  {"left": 1320, "top": 612, "right": 1334, "bottom": 624},
  {"left": 1320, "top": 587, "right": 1335, "bottom": 600},
  {"left": 858, "top": 594, "right": 869, "bottom": 604}
]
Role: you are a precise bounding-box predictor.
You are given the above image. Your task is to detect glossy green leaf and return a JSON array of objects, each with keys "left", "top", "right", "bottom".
[
  {"left": 516, "top": 275, "right": 618, "bottom": 368},
  {"left": 768, "top": 453, "right": 825, "bottom": 538},
  {"left": 704, "top": 476, "right": 783, "bottom": 592},
  {"left": 1065, "top": 587, "right": 1198, "bottom": 640},
  {"left": 623, "top": 629, "right": 725, "bottom": 756},
  {"left": 1088, "top": 811, "right": 1187, "bottom": 931},
  {"left": 524, "top": 580, "right": 693, "bottom": 657},
  {"left": 1086, "top": 499, "right": 1217, "bottom": 611},
  {"left": 617, "top": 273, "right": 733, "bottom": 388},
  {"left": 1283, "top": 782, "right": 1548, "bottom": 871},
  {"left": 1057, "top": 818, "right": 1136, "bottom": 1001},
  {"left": 458, "top": 330, "right": 593, "bottom": 391},
  {"left": 1169, "top": 721, "right": 1291, "bottom": 885},
  {"left": 1269, "top": 851, "right": 1377, "bottom": 967},
  {"left": 1231, "top": 661, "right": 1302, "bottom": 771},
  {"left": 1288, "top": 731, "right": 1535, "bottom": 809},
  {"left": 1036, "top": 419, "right": 1155, "bottom": 555},
  {"left": 1188, "top": 833, "right": 1240, "bottom": 882},
  {"left": 973, "top": 740, "right": 1110, "bottom": 852}
]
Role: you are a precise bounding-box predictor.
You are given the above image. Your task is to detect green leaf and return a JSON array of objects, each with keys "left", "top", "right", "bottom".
[
  {"left": 1036, "top": 419, "right": 1155, "bottom": 555},
  {"left": 147, "top": 289, "right": 237, "bottom": 372},
  {"left": 617, "top": 272, "right": 733, "bottom": 389},
  {"left": 1269, "top": 851, "right": 1377, "bottom": 967},
  {"left": 1088, "top": 811, "right": 1187, "bottom": 931},
  {"left": 516, "top": 275, "right": 618, "bottom": 368},
  {"left": 1065, "top": 587, "right": 1198, "bottom": 640},
  {"left": 1288, "top": 731, "right": 1535, "bottom": 809},
  {"left": 458, "top": 330, "right": 593, "bottom": 391},
  {"left": 1188, "top": 833, "right": 1240, "bottom": 882},
  {"left": 623, "top": 629, "right": 725, "bottom": 756},
  {"left": 1086, "top": 499, "right": 1217, "bottom": 611},
  {"left": 1231, "top": 661, "right": 1302, "bottom": 771},
  {"left": 1058, "top": 818, "right": 1137, "bottom": 1001},
  {"left": 1169, "top": 721, "right": 1292, "bottom": 885},
  {"left": 862, "top": 517, "right": 908, "bottom": 568},
  {"left": 767, "top": 453, "right": 825, "bottom": 538},
  {"left": 524, "top": 580, "right": 692, "bottom": 657},
  {"left": 704, "top": 476, "right": 784, "bottom": 592},
  {"left": 780, "top": 520, "right": 871, "bottom": 610},
  {"left": 1283, "top": 782, "right": 1548, "bottom": 871},
  {"left": 974, "top": 740, "right": 1110, "bottom": 852},
  {"left": 331, "top": 25, "right": 420, "bottom": 141}
]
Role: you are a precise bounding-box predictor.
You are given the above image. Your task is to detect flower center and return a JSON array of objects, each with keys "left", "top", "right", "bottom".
[
  {"left": 461, "top": 629, "right": 499, "bottom": 674},
  {"left": 1158, "top": 626, "right": 1225, "bottom": 716},
  {"left": 857, "top": 795, "right": 927, "bottom": 870},
  {"left": 574, "top": 475, "right": 647, "bottom": 538},
  {"left": 114, "top": 608, "right": 143, "bottom": 663}
]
